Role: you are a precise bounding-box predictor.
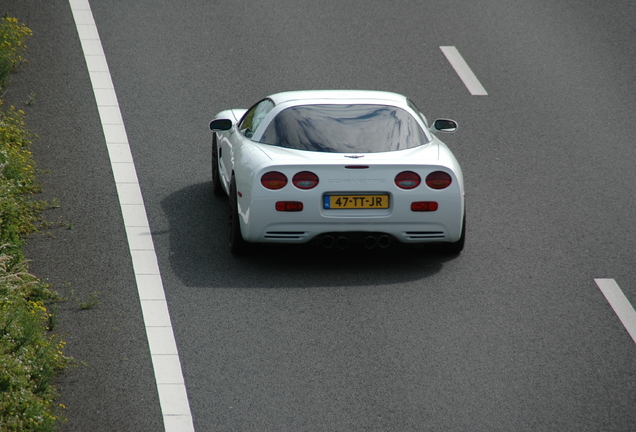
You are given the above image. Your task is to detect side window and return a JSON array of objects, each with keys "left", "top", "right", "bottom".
[
  {"left": 407, "top": 98, "right": 427, "bottom": 126},
  {"left": 407, "top": 98, "right": 419, "bottom": 113},
  {"left": 239, "top": 99, "right": 275, "bottom": 138}
]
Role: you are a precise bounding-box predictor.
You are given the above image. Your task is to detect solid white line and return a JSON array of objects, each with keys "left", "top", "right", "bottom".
[
  {"left": 439, "top": 46, "right": 488, "bottom": 96},
  {"left": 68, "top": 1, "right": 195, "bottom": 430},
  {"left": 595, "top": 278, "right": 636, "bottom": 345}
]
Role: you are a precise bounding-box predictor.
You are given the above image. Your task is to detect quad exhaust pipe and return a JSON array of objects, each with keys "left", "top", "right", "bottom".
[{"left": 321, "top": 234, "right": 392, "bottom": 249}]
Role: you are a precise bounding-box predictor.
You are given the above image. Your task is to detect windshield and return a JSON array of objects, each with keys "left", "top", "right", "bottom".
[{"left": 259, "top": 104, "right": 429, "bottom": 153}]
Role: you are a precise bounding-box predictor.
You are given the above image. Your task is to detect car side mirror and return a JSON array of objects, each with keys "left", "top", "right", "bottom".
[
  {"left": 210, "top": 119, "right": 233, "bottom": 131},
  {"left": 431, "top": 119, "right": 458, "bottom": 133}
]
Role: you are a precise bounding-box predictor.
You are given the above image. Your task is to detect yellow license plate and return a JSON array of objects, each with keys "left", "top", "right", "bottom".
[{"left": 324, "top": 195, "right": 389, "bottom": 209}]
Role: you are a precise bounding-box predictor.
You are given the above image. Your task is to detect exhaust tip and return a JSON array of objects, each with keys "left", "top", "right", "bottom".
[
  {"left": 378, "top": 235, "right": 392, "bottom": 248},
  {"left": 336, "top": 236, "right": 350, "bottom": 250},
  {"left": 322, "top": 235, "right": 335, "bottom": 249},
  {"left": 364, "top": 236, "right": 377, "bottom": 250}
]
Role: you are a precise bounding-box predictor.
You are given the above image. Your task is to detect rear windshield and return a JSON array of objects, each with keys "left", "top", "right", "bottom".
[{"left": 259, "top": 104, "right": 429, "bottom": 153}]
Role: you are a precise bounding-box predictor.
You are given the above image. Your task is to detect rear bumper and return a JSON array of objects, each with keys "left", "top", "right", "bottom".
[
  {"left": 238, "top": 182, "right": 465, "bottom": 244},
  {"left": 254, "top": 220, "right": 461, "bottom": 244}
]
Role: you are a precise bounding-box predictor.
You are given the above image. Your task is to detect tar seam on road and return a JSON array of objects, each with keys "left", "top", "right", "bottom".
[
  {"left": 68, "top": 1, "right": 195, "bottom": 430},
  {"left": 440, "top": 46, "right": 488, "bottom": 96},
  {"left": 595, "top": 278, "right": 636, "bottom": 345}
]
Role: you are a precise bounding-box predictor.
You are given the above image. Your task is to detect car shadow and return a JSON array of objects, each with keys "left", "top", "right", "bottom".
[{"left": 159, "top": 182, "right": 458, "bottom": 288}]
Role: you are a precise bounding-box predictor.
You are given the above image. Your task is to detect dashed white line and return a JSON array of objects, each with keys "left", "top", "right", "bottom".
[
  {"left": 440, "top": 46, "right": 488, "bottom": 96},
  {"left": 68, "top": 1, "right": 195, "bottom": 430},
  {"left": 595, "top": 278, "right": 636, "bottom": 345}
]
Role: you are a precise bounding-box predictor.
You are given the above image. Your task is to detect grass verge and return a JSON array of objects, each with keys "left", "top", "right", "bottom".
[{"left": 0, "top": 15, "right": 72, "bottom": 431}]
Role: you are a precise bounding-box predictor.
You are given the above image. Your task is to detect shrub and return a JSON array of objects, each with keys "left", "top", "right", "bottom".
[
  {"left": 0, "top": 16, "right": 32, "bottom": 88},
  {"left": 0, "top": 101, "right": 46, "bottom": 258},
  {"left": 0, "top": 103, "right": 46, "bottom": 259},
  {"left": 0, "top": 16, "right": 70, "bottom": 431},
  {"left": 0, "top": 254, "right": 69, "bottom": 431}
]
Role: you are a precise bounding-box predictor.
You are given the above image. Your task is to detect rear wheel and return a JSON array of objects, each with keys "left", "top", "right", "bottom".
[
  {"left": 445, "top": 213, "right": 465, "bottom": 254},
  {"left": 212, "top": 135, "right": 224, "bottom": 197},
  {"left": 229, "top": 175, "right": 252, "bottom": 254}
]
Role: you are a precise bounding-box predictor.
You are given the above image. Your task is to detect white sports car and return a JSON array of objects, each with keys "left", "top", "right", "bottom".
[{"left": 210, "top": 90, "right": 465, "bottom": 254}]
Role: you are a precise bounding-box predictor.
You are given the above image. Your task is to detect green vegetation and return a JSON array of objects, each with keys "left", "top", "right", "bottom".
[
  {"left": 0, "top": 16, "right": 71, "bottom": 431},
  {"left": 0, "top": 16, "right": 31, "bottom": 88},
  {"left": 67, "top": 282, "right": 100, "bottom": 311}
]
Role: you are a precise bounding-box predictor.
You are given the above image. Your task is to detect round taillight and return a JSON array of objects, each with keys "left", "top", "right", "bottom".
[
  {"left": 395, "top": 171, "right": 421, "bottom": 189},
  {"left": 426, "top": 171, "right": 452, "bottom": 189},
  {"left": 292, "top": 171, "right": 319, "bottom": 189},
  {"left": 261, "top": 171, "right": 287, "bottom": 189}
]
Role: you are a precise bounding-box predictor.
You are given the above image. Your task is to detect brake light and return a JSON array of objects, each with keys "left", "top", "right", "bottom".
[
  {"left": 261, "top": 172, "right": 287, "bottom": 189},
  {"left": 411, "top": 201, "right": 439, "bottom": 212},
  {"left": 276, "top": 201, "right": 303, "bottom": 211},
  {"left": 292, "top": 171, "right": 319, "bottom": 189},
  {"left": 395, "top": 171, "right": 421, "bottom": 189},
  {"left": 425, "top": 171, "right": 452, "bottom": 189}
]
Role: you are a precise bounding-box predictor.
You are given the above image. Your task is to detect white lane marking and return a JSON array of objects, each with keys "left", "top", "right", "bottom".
[
  {"left": 440, "top": 46, "right": 488, "bottom": 96},
  {"left": 595, "top": 278, "right": 636, "bottom": 345},
  {"left": 68, "top": 1, "right": 195, "bottom": 430}
]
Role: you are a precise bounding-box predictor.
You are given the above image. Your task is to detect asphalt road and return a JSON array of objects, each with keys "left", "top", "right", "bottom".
[{"left": 5, "top": 0, "right": 636, "bottom": 430}]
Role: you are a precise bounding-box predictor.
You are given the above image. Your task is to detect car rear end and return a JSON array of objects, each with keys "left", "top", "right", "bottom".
[{"left": 239, "top": 151, "right": 464, "bottom": 247}]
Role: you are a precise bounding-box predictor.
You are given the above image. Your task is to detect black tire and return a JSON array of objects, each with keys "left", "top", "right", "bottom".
[
  {"left": 212, "top": 135, "right": 224, "bottom": 197},
  {"left": 445, "top": 213, "right": 466, "bottom": 254},
  {"left": 229, "top": 175, "right": 252, "bottom": 254}
]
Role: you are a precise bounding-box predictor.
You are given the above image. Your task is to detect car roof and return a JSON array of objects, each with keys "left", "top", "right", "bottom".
[{"left": 267, "top": 90, "right": 409, "bottom": 106}]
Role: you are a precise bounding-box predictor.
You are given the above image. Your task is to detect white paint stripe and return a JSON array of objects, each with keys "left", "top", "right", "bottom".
[
  {"left": 595, "top": 278, "right": 636, "bottom": 345},
  {"left": 68, "top": 1, "right": 195, "bottom": 430},
  {"left": 440, "top": 46, "right": 488, "bottom": 96}
]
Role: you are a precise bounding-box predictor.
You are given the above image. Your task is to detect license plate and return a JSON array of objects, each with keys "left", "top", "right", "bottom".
[{"left": 324, "top": 194, "right": 389, "bottom": 209}]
